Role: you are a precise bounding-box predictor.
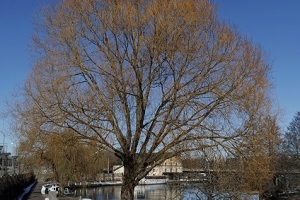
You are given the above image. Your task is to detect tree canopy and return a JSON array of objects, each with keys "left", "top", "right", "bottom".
[{"left": 11, "top": 0, "right": 277, "bottom": 199}]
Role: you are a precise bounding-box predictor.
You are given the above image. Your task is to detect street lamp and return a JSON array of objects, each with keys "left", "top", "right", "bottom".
[
  {"left": 12, "top": 155, "right": 18, "bottom": 174},
  {"left": 11, "top": 142, "right": 18, "bottom": 174},
  {"left": 0, "top": 131, "right": 5, "bottom": 152},
  {"left": 11, "top": 142, "right": 18, "bottom": 156},
  {"left": 0, "top": 145, "right": 3, "bottom": 176}
]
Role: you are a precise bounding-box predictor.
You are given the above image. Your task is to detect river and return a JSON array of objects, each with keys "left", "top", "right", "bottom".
[{"left": 70, "top": 184, "right": 259, "bottom": 200}]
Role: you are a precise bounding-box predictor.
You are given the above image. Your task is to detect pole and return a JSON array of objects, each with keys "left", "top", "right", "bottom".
[
  {"left": 1, "top": 156, "right": 3, "bottom": 176},
  {"left": 0, "top": 145, "right": 2, "bottom": 176},
  {"left": 12, "top": 156, "right": 18, "bottom": 174},
  {"left": 11, "top": 142, "right": 18, "bottom": 156},
  {"left": 1, "top": 131, "right": 5, "bottom": 176},
  {"left": 0, "top": 131, "right": 5, "bottom": 152},
  {"left": 107, "top": 156, "right": 110, "bottom": 181},
  {"left": 108, "top": 156, "right": 109, "bottom": 175}
]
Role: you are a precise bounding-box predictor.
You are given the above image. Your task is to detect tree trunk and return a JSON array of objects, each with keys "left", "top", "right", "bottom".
[
  {"left": 121, "top": 157, "right": 138, "bottom": 200},
  {"left": 121, "top": 180, "right": 136, "bottom": 200}
]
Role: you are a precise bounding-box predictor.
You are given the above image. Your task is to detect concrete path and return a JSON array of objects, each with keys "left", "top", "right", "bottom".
[
  {"left": 27, "top": 182, "right": 58, "bottom": 200},
  {"left": 26, "top": 181, "right": 81, "bottom": 200}
]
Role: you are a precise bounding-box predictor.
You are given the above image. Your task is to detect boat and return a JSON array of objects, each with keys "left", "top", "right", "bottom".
[
  {"left": 41, "top": 182, "right": 60, "bottom": 194},
  {"left": 139, "top": 176, "right": 168, "bottom": 185}
]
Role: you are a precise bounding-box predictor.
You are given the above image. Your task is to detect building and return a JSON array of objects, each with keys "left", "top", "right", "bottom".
[
  {"left": 113, "top": 156, "right": 183, "bottom": 177},
  {"left": 148, "top": 156, "right": 182, "bottom": 176}
]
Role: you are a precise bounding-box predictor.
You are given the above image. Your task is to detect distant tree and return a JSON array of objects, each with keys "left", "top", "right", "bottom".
[
  {"left": 11, "top": 0, "right": 275, "bottom": 199},
  {"left": 280, "top": 111, "right": 300, "bottom": 170},
  {"left": 183, "top": 114, "right": 280, "bottom": 199},
  {"left": 282, "top": 112, "right": 300, "bottom": 156},
  {"left": 16, "top": 129, "right": 109, "bottom": 185},
  {"left": 237, "top": 115, "right": 280, "bottom": 197}
]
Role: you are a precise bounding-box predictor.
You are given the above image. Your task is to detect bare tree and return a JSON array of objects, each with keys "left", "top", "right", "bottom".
[
  {"left": 11, "top": 0, "right": 274, "bottom": 199},
  {"left": 282, "top": 112, "right": 300, "bottom": 159},
  {"left": 182, "top": 115, "right": 279, "bottom": 199},
  {"left": 16, "top": 128, "right": 107, "bottom": 185},
  {"left": 236, "top": 115, "right": 280, "bottom": 197}
]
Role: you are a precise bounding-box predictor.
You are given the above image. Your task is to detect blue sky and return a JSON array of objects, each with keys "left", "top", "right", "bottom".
[
  {"left": 0, "top": 0, "right": 52, "bottom": 152},
  {"left": 1, "top": 0, "right": 300, "bottom": 152},
  {"left": 212, "top": 0, "right": 300, "bottom": 128}
]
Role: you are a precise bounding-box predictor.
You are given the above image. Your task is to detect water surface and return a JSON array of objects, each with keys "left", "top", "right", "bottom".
[{"left": 72, "top": 184, "right": 259, "bottom": 200}]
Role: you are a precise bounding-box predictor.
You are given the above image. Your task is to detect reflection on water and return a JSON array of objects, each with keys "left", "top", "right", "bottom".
[
  {"left": 72, "top": 184, "right": 259, "bottom": 200},
  {"left": 73, "top": 185, "right": 182, "bottom": 200}
]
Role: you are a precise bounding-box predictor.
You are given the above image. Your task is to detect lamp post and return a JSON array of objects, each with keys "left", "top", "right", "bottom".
[
  {"left": 11, "top": 142, "right": 18, "bottom": 156},
  {"left": 0, "top": 145, "right": 2, "bottom": 176},
  {"left": 0, "top": 131, "right": 5, "bottom": 151},
  {"left": 11, "top": 142, "right": 18, "bottom": 174}
]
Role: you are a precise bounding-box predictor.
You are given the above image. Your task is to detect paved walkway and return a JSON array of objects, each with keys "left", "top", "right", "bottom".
[
  {"left": 27, "top": 182, "right": 77, "bottom": 200},
  {"left": 27, "top": 182, "right": 58, "bottom": 200}
]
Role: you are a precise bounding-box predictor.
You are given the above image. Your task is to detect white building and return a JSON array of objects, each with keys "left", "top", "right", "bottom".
[
  {"left": 113, "top": 165, "right": 124, "bottom": 174},
  {"left": 113, "top": 157, "right": 183, "bottom": 177},
  {"left": 148, "top": 156, "right": 183, "bottom": 176}
]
